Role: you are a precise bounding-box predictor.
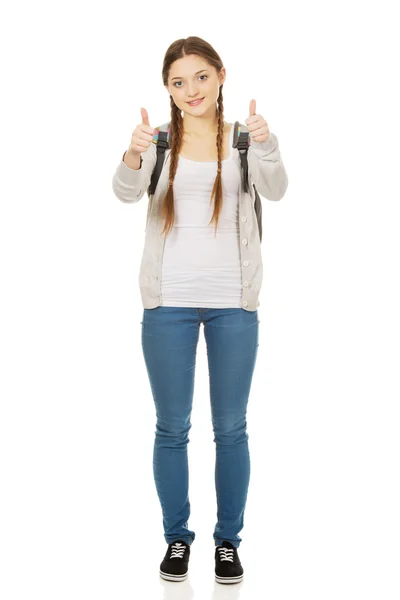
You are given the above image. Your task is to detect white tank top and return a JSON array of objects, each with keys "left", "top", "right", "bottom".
[{"left": 160, "top": 125, "right": 243, "bottom": 308}]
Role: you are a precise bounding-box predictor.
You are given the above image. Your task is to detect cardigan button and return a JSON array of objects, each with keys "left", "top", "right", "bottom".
[
  {"left": 242, "top": 300, "right": 248, "bottom": 307},
  {"left": 243, "top": 260, "right": 249, "bottom": 266},
  {"left": 243, "top": 281, "right": 249, "bottom": 287},
  {"left": 241, "top": 216, "right": 247, "bottom": 222},
  {"left": 242, "top": 238, "right": 248, "bottom": 245}
]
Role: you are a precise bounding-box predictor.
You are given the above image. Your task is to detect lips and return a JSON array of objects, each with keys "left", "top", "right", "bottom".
[{"left": 187, "top": 97, "right": 204, "bottom": 105}]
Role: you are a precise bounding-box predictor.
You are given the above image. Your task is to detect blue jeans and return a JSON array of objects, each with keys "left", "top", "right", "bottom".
[{"left": 141, "top": 306, "right": 260, "bottom": 549}]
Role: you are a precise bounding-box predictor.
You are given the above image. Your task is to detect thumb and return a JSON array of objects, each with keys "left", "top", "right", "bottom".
[
  {"left": 249, "top": 99, "right": 256, "bottom": 117},
  {"left": 141, "top": 107, "right": 150, "bottom": 126}
]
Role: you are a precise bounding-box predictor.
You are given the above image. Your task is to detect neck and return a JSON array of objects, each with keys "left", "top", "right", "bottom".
[{"left": 182, "top": 110, "right": 222, "bottom": 136}]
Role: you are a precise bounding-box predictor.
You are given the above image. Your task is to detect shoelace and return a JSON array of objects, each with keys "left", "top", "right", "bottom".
[
  {"left": 217, "top": 547, "right": 234, "bottom": 563},
  {"left": 169, "top": 542, "right": 186, "bottom": 559}
]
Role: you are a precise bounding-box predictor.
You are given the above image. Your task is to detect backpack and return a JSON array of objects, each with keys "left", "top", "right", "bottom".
[{"left": 147, "top": 121, "right": 263, "bottom": 242}]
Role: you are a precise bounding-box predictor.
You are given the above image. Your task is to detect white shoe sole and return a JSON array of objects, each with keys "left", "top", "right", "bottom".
[
  {"left": 215, "top": 573, "right": 244, "bottom": 584},
  {"left": 160, "top": 569, "right": 188, "bottom": 582}
]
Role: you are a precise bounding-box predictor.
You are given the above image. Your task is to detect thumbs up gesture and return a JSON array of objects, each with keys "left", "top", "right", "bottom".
[
  {"left": 128, "top": 107, "right": 155, "bottom": 156},
  {"left": 245, "top": 99, "right": 270, "bottom": 143}
]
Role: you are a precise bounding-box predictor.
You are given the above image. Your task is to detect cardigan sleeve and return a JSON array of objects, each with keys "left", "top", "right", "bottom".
[
  {"left": 112, "top": 141, "right": 158, "bottom": 204},
  {"left": 247, "top": 132, "right": 288, "bottom": 201}
]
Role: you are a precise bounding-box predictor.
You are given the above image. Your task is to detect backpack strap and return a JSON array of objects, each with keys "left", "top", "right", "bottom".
[
  {"left": 233, "top": 121, "right": 263, "bottom": 242},
  {"left": 232, "top": 121, "right": 251, "bottom": 194},
  {"left": 148, "top": 122, "right": 171, "bottom": 197},
  {"left": 147, "top": 120, "right": 262, "bottom": 241}
]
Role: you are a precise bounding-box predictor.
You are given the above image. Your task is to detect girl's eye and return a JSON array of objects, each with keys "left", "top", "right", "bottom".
[{"left": 174, "top": 75, "right": 207, "bottom": 88}]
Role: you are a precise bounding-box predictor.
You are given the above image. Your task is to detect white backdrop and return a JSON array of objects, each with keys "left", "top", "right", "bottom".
[{"left": 1, "top": 0, "right": 399, "bottom": 598}]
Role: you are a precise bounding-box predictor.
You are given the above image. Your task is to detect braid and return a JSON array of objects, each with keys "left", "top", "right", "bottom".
[
  {"left": 216, "top": 91, "right": 224, "bottom": 174},
  {"left": 209, "top": 88, "right": 224, "bottom": 237},
  {"left": 160, "top": 97, "right": 183, "bottom": 238},
  {"left": 168, "top": 96, "right": 182, "bottom": 187},
  {"left": 160, "top": 86, "right": 225, "bottom": 241}
]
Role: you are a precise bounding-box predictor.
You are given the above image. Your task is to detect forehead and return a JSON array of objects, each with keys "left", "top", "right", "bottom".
[{"left": 169, "top": 55, "right": 210, "bottom": 78}]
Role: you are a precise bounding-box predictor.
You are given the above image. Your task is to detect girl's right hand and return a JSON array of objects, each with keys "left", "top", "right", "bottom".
[{"left": 128, "top": 108, "right": 155, "bottom": 156}]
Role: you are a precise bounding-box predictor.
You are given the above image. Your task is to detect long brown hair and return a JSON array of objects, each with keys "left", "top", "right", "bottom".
[{"left": 161, "top": 37, "right": 225, "bottom": 239}]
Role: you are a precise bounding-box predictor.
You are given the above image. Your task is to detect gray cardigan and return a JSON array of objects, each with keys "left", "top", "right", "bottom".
[{"left": 112, "top": 130, "right": 288, "bottom": 311}]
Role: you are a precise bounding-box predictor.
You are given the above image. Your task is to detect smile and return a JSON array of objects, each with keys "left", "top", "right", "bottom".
[{"left": 187, "top": 98, "right": 205, "bottom": 106}]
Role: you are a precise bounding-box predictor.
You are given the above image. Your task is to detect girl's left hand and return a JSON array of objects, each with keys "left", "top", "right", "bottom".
[{"left": 245, "top": 99, "right": 270, "bottom": 143}]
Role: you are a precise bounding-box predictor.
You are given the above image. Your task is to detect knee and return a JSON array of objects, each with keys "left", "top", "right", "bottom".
[
  {"left": 155, "top": 417, "right": 192, "bottom": 447},
  {"left": 212, "top": 416, "right": 249, "bottom": 445}
]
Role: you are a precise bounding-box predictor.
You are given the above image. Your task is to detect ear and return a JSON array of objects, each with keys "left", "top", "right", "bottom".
[{"left": 219, "top": 67, "right": 226, "bottom": 85}]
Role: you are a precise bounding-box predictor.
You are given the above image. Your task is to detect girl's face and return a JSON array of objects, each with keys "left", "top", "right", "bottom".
[{"left": 165, "top": 54, "right": 226, "bottom": 116}]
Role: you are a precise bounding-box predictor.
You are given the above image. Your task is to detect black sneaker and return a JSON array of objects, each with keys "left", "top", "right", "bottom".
[
  {"left": 159, "top": 540, "right": 191, "bottom": 582},
  {"left": 215, "top": 540, "right": 244, "bottom": 584}
]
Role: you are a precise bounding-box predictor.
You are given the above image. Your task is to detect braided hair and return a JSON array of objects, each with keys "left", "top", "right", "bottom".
[{"left": 160, "top": 37, "right": 226, "bottom": 240}]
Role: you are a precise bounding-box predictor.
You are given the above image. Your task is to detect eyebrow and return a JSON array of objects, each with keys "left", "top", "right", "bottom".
[{"left": 171, "top": 70, "right": 208, "bottom": 81}]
